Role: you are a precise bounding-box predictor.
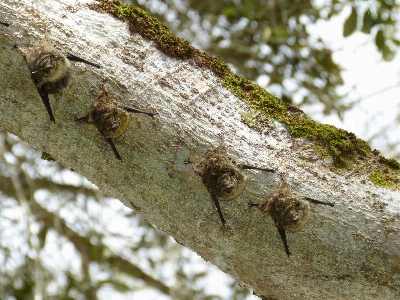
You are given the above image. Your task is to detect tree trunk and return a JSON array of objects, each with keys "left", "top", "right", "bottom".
[{"left": 1, "top": 1, "right": 399, "bottom": 299}]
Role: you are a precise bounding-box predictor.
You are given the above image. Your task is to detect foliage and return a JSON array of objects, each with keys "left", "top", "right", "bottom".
[
  {"left": 340, "top": 1, "right": 400, "bottom": 61},
  {"left": 0, "top": 131, "right": 251, "bottom": 299}
]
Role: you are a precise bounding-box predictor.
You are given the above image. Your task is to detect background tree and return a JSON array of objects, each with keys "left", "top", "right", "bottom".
[{"left": 0, "top": 130, "right": 246, "bottom": 299}]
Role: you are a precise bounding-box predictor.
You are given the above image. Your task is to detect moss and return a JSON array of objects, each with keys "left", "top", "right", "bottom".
[
  {"left": 222, "top": 72, "right": 370, "bottom": 167},
  {"left": 92, "top": 0, "right": 400, "bottom": 187},
  {"left": 368, "top": 169, "right": 400, "bottom": 189},
  {"left": 41, "top": 152, "right": 56, "bottom": 162},
  {"left": 378, "top": 156, "right": 400, "bottom": 170},
  {"left": 91, "top": 0, "right": 193, "bottom": 58}
]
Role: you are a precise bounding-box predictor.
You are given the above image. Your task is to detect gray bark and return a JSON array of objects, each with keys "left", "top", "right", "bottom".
[{"left": 1, "top": 1, "right": 399, "bottom": 299}]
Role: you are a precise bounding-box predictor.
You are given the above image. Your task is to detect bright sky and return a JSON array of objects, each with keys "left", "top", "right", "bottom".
[{"left": 308, "top": 6, "right": 400, "bottom": 158}]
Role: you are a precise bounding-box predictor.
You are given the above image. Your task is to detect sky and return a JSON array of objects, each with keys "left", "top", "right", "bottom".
[{"left": 308, "top": 6, "right": 400, "bottom": 158}]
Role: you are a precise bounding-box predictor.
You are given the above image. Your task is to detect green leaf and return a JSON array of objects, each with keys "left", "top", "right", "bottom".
[
  {"left": 361, "top": 10, "right": 375, "bottom": 34},
  {"left": 222, "top": 6, "right": 236, "bottom": 17},
  {"left": 343, "top": 7, "right": 358, "bottom": 37},
  {"left": 382, "top": 45, "right": 396, "bottom": 61},
  {"left": 375, "top": 29, "right": 385, "bottom": 50},
  {"left": 272, "top": 27, "right": 289, "bottom": 37},
  {"left": 392, "top": 39, "right": 400, "bottom": 46}
]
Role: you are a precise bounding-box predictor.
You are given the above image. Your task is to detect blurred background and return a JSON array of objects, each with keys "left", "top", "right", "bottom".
[{"left": 1, "top": 0, "right": 400, "bottom": 299}]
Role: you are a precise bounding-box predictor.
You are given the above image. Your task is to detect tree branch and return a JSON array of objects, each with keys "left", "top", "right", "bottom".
[{"left": 1, "top": 1, "right": 399, "bottom": 299}]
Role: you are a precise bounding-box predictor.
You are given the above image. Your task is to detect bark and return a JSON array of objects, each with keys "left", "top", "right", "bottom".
[{"left": 1, "top": 1, "right": 399, "bottom": 299}]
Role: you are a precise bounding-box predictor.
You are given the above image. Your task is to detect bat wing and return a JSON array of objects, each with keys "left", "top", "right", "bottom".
[
  {"left": 36, "top": 85, "right": 55, "bottom": 123},
  {"left": 66, "top": 53, "right": 100, "bottom": 68},
  {"left": 277, "top": 225, "right": 291, "bottom": 257},
  {"left": 106, "top": 138, "right": 122, "bottom": 161},
  {"left": 211, "top": 193, "right": 226, "bottom": 225}
]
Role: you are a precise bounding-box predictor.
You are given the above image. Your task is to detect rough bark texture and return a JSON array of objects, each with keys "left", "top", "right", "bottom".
[{"left": 1, "top": 1, "right": 399, "bottom": 299}]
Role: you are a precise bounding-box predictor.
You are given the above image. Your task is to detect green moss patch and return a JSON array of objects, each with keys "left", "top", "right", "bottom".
[
  {"left": 378, "top": 156, "right": 400, "bottom": 170},
  {"left": 369, "top": 169, "right": 400, "bottom": 189},
  {"left": 91, "top": 0, "right": 400, "bottom": 188},
  {"left": 90, "top": 0, "right": 193, "bottom": 58},
  {"left": 41, "top": 152, "right": 56, "bottom": 162}
]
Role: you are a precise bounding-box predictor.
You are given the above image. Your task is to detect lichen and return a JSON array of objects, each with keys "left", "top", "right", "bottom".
[
  {"left": 370, "top": 199, "right": 388, "bottom": 211},
  {"left": 241, "top": 108, "right": 274, "bottom": 132},
  {"left": 91, "top": 0, "right": 400, "bottom": 188}
]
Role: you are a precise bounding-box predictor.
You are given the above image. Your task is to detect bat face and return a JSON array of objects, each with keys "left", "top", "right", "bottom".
[
  {"left": 267, "top": 181, "right": 311, "bottom": 233},
  {"left": 18, "top": 36, "right": 70, "bottom": 122},
  {"left": 257, "top": 181, "right": 312, "bottom": 257},
  {"left": 214, "top": 169, "right": 247, "bottom": 201},
  {"left": 248, "top": 180, "right": 334, "bottom": 256},
  {"left": 193, "top": 141, "right": 247, "bottom": 225},
  {"left": 198, "top": 154, "right": 247, "bottom": 200},
  {"left": 24, "top": 36, "right": 71, "bottom": 92},
  {"left": 89, "top": 90, "right": 131, "bottom": 139},
  {"left": 17, "top": 34, "right": 100, "bottom": 123},
  {"left": 193, "top": 138, "right": 274, "bottom": 225},
  {"left": 195, "top": 146, "right": 248, "bottom": 202},
  {"left": 76, "top": 86, "right": 156, "bottom": 161}
]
